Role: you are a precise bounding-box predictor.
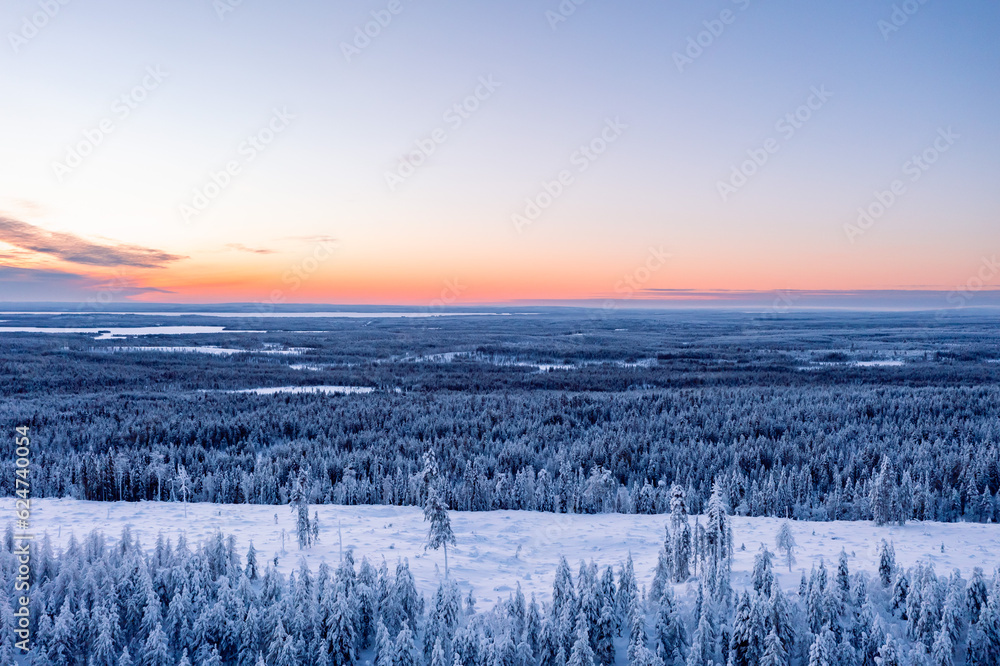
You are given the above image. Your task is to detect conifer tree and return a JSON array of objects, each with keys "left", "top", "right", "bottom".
[
  {"left": 394, "top": 621, "right": 420, "bottom": 666},
  {"left": 654, "top": 587, "right": 687, "bottom": 665},
  {"left": 875, "top": 635, "right": 901, "bottom": 666},
  {"left": 878, "top": 540, "right": 896, "bottom": 587},
  {"left": 752, "top": 547, "right": 775, "bottom": 598},
  {"left": 760, "top": 627, "right": 786, "bottom": 666},
  {"left": 245, "top": 542, "right": 259, "bottom": 581},
  {"left": 594, "top": 601, "right": 615, "bottom": 666},
  {"left": 424, "top": 483, "right": 457, "bottom": 578},
  {"left": 568, "top": 613, "right": 595, "bottom": 666},
  {"left": 775, "top": 522, "right": 796, "bottom": 572},
  {"left": 930, "top": 627, "right": 953, "bottom": 666},
  {"left": 669, "top": 485, "right": 692, "bottom": 583},
  {"left": 374, "top": 620, "right": 394, "bottom": 666}
]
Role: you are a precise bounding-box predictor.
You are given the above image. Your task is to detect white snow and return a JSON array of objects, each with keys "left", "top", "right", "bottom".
[
  {"left": 851, "top": 360, "right": 905, "bottom": 367},
  {"left": 4, "top": 498, "right": 997, "bottom": 609},
  {"left": 0, "top": 326, "right": 258, "bottom": 338},
  {"left": 0, "top": 312, "right": 524, "bottom": 318},
  {"left": 98, "top": 346, "right": 307, "bottom": 355},
  {"left": 225, "top": 386, "right": 375, "bottom": 395}
]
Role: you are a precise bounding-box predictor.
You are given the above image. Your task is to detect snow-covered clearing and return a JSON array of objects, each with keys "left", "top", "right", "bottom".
[
  {"left": 95, "top": 346, "right": 307, "bottom": 356},
  {"left": 4, "top": 499, "right": 997, "bottom": 608},
  {"left": 225, "top": 386, "right": 376, "bottom": 395}
]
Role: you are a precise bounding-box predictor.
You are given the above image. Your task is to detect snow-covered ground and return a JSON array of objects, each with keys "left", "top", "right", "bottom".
[
  {"left": 3, "top": 499, "right": 997, "bottom": 608},
  {"left": 225, "top": 385, "right": 375, "bottom": 395},
  {"left": 96, "top": 346, "right": 308, "bottom": 356}
]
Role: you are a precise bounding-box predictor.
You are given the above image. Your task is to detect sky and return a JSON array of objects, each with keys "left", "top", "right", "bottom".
[{"left": 1, "top": 0, "right": 998, "bottom": 306}]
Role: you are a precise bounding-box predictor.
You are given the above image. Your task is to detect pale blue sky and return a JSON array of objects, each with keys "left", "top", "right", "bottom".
[{"left": 1, "top": 0, "right": 998, "bottom": 303}]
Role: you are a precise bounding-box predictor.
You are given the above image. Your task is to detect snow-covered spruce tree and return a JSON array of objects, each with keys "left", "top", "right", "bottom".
[
  {"left": 930, "top": 626, "right": 953, "bottom": 666},
  {"left": 594, "top": 601, "right": 616, "bottom": 666},
  {"left": 875, "top": 634, "right": 902, "bottom": 666},
  {"left": 669, "top": 484, "right": 692, "bottom": 583},
  {"left": 768, "top": 585, "right": 794, "bottom": 657},
  {"left": 704, "top": 480, "right": 733, "bottom": 608},
  {"left": 654, "top": 586, "right": 687, "bottom": 665},
  {"left": 646, "top": 525, "right": 669, "bottom": 599},
  {"left": 891, "top": 570, "right": 909, "bottom": 618},
  {"left": 878, "top": 539, "right": 896, "bottom": 587},
  {"left": 289, "top": 468, "right": 312, "bottom": 550},
  {"left": 568, "top": 612, "right": 595, "bottom": 666},
  {"left": 324, "top": 585, "right": 357, "bottom": 666},
  {"left": 389, "top": 559, "right": 424, "bottom": 634},
  {"left": 729, "top": 591, "right": 767, "bottom": 666},
  {"left": 628, "top": 596, "right": 649, "bottom": 664},
  {"left": 870, "top": 459, "right": 896, "bottom": 527},
  {"left": 245, "top": 541, "right": 259, "bottom": 581},
  {"left": 374, "top": 620, "right": 395, "bottom": 666},
  {"left": 633, "top": 644, "right": 666, "bottom": 666},
  {"left": 775, "top": 521, "right": 796, "bottom": 572},
  {"left": 752, "top": 547, "right": 775, "bottom": 599},
  {"left": 430, "top": 638, "right": 447, "bottom": 666},
  {"left": 966, "top": 567, "right": 988, "bottom": 624},
  {"left": 425, "top": 579, "right": 462, "bottom": 662},
  {"left": 394, "top": 621, "right": 420, "bottom": 666},
  {"left": 617, "top": 553, "right": 638, "bottom": 637},
  {"left": 174, "top": 466, "right": 191, "bottom": 519},
  {"left": 685, "top": 605, "right": 714, "bottom": 666},
  {"left": 599, "top": 566, "right": 617, "bottom": 636},
  {"left": 835, "top": 549, "right": 851, "bottom": 609},
  {"left": 424, "top": 482, "right": 457, "bottom": 578},
  {"left": 807, "top": 625, "right": 837, "bottom": 666},
  {"left": 760, "top": 626, "right": 786, "bottom": 666},
  {"left": 941, "top": 580, "right": 964, "bottom": 646}
]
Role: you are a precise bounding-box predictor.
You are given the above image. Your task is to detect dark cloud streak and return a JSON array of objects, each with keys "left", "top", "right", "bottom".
[
  {"left": 226, "top": 243, "right": 275, "bottom": 255},
  {"left": 0, "top": 216, "right": 183, "bottom": 268}
]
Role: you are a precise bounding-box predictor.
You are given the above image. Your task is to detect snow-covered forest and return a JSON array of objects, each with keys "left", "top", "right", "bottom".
[
  {"left": 2, "top": 483, "right": 999, "bottom": 666},
  {"left": 3, "top": 310, "right": 1000, "bottom": 664},
  {"left": 3, "top": 312, "right": 1000, "bottom": 524}
]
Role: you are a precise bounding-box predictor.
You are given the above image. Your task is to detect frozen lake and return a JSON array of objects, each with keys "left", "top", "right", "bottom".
[
  {"left": 0, "top": 326, "right": 253, "bottom": 338},
  {"left": 0, "top": 311, "right": 523, "bottom": 318},
  {"left": 98, "top": 346, "right": 307, "bottom": 355}
]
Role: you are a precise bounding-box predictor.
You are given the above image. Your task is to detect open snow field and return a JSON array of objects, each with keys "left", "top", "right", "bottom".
[{"left": 4, "top": 499, "right": 998, "bottom": 607}]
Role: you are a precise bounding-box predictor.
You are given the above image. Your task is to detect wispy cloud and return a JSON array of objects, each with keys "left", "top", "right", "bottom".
[
  {"left": 281, "top": 234, "right": 339, "bottom": 245},
  {"left": 226, "top": 243, "right": 275, "bottom": 255},
  {"left": 0, "top": 266, "right": 172, "bottom": 302},
  {"left": 0, "top": 216, "right": 183, "bottom": 268}
]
